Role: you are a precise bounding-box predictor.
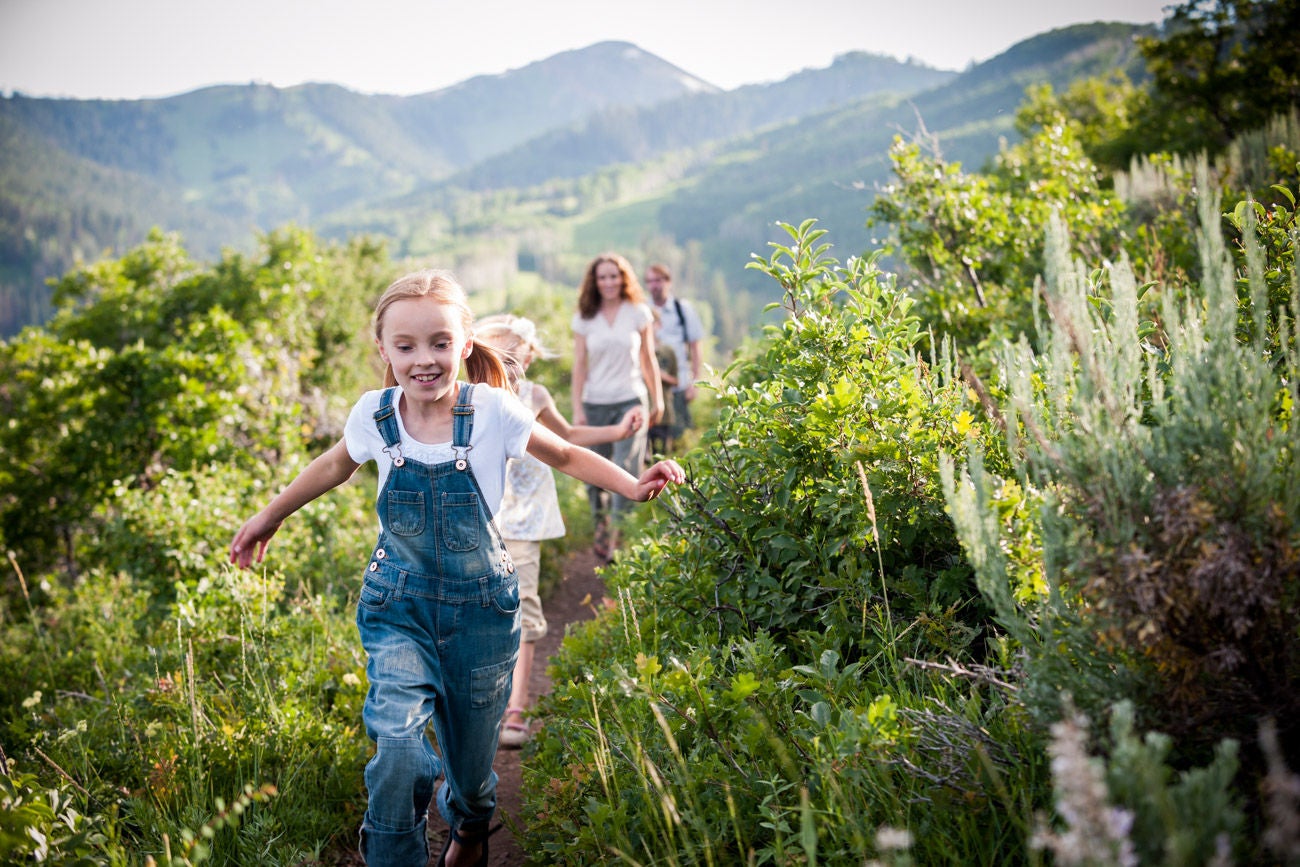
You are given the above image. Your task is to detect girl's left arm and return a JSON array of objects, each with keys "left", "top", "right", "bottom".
[
  {"left": 527, "top": 423, "right": 683, "bottom": 501},
  {"left": 640, "top": 323, "right": 665, "bottom": 425}
]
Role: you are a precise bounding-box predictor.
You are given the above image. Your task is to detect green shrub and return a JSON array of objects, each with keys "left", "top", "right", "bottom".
[
  {"left": 0, "top": 760, "right": 124, "bottom": 865},
  {"left": 522, "top": 221, "right": 1044, "bottom": 865},
  {"left": 1, "top": 559, "right": 370, "bottom": 865},
  {"left": 944, "top": 173, "right": 1298, "bottom": 859}
]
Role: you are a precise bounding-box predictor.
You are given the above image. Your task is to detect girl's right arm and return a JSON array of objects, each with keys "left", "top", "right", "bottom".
[
  {"left": 534, "top": 382, "right": 642, "bottom": 446},
  {"left": 527, "top": 424, "right": 683, "bottom": 501},
  {"left": 571, "top": 333, "right": 589, "bottom": 426},
  {"left": 229, "top": 439, "right": 361, "bottom": 568}
]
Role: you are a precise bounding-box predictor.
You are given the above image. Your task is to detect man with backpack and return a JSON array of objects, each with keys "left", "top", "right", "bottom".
[{"left": 644, "top": 264, "right": 705, "bottom": 451}]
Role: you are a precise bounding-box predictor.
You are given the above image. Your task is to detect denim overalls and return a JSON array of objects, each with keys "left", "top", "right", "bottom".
[{"left": 356, "top": 384, "right": 520, "bottom": 867}]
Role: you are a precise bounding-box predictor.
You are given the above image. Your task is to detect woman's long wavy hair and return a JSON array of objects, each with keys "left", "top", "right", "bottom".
[
  {"left": 372, "top": 269, "right": 508, "bottom": 389},
  {"left": 577, "top": 252, "right": 645, "bottom": 319}
]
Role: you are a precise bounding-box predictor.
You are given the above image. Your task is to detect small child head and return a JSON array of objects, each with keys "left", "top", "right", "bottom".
[
  {"left": 372, "top": 269, "right": 508, "bottom": 390},
  {"left": 474, "top": 314, "right": 555, "bottom": 390}
]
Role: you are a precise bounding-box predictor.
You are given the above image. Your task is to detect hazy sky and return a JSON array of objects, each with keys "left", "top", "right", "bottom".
[{"left": 1, "top": 0, "right": 1173, "bottom": 100}]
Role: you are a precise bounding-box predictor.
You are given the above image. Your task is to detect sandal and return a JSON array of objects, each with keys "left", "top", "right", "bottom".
[
  {"left": 593, "top": 516, "right": 611, "bottom": 562},
  {"left": 436, "top": 821, "right": 501, "bottom": 867},
  {"left": 498, "top": 707, "right": 530, "bottom": 749}
]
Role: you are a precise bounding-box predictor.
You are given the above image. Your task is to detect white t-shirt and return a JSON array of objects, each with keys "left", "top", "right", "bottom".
[
  {"left": 571, "top": 301, "right": 654, "bottom": 404},
  {"left": 343, "top": 384, "right": 535, "bottom": 521},
  {"left": 653, "top": 297, "right": 705, "bottom": 391}
]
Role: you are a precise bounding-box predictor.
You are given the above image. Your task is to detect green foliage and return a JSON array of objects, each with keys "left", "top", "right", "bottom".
[
  {"left": 520, "top": 221, "right": 1046, "bottom": 865},
  {"left": 527, "top": 605, "right": 1041, "bottom": 866},
  {"left": 1224, "top": 176, "right": 1300, "bottom": 352},
  {"left": 870, "top": 99, "right": 1127, "bottom": 356},
  {"left": 943, "top": 178, "right": 1299, "bottom": 854},
  {"left": 1135, "top": 0, "right": 1300, "bottom": 157},
  {"left": 1045, "top": 0, "right": 1300, "bottom": 169},
  {"left": 0, "top": 227, "right": 383, "bottom": 578},
  {"left": 0, "top": 761, "right": 124, "bottom": 865},
  {"left": 1033, "top": 702, "right": 1243, "bottom": 866},
  {"left": 148, "top": 783, "right": 279, "bottom": 867},
  {"left": 661, "top": 220, "right": 996, "bottom": 654},
  {"left": 1, "top": 559, "right": 370, "bottom": 865},
  {"left": 0, "top": 225, "right": 393, "bottom": 863}
]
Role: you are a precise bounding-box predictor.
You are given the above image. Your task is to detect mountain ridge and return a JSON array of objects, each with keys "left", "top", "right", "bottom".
[{"left": 0, "top": 26, "right": 1148, "bottom": 337}]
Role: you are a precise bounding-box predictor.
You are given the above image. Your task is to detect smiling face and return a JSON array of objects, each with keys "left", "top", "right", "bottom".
[
  {"left": 595, "top": 260, "right": 625, "bottom": 304},
  {"left": 376, "top": 296, "right": 473, "bottom": 405}
]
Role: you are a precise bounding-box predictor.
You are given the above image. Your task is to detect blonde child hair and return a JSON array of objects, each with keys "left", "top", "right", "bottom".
[
  {"left": 373, "top": 269, "right": 509, "bottom": 389},
  {"left": 473, "top": 313, "right": 557, "bottom": 389}
]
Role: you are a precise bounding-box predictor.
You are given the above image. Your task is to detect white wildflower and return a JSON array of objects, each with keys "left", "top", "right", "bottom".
[{"left": 1031, "top": 709, "right": 1137, "bottom": 867}]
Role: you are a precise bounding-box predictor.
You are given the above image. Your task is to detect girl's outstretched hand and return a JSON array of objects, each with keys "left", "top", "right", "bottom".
[
  {"left": 635, "top": 459, "right": 685, "bottom": 501},
  {"left": 229, "top": 512, "right": 282, "bottom": 569},
  {"left": 615, "top": 406, "right": 645, "bottom": 439}
]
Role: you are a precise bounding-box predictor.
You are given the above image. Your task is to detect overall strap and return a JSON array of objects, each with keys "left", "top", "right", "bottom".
[
  {"left": 372, "top": 387, "right": 405, "bottom": 466},
  {"left": 451, "top": 383, "right": 475, "bottom": 470}
]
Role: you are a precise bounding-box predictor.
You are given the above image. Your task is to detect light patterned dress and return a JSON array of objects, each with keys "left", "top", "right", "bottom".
[{"left": 496, "top": 381, "right": 566, "bottom": 541}]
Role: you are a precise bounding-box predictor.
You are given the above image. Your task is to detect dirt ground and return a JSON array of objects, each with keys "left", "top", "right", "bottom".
[{"left": 474, "top": 547, "right": 604, "bottom": 866}]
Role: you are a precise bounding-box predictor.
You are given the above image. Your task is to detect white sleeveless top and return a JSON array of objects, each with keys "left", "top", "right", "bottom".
[{"left": 496, "top": 381, "right": 566, "bottom": 541}]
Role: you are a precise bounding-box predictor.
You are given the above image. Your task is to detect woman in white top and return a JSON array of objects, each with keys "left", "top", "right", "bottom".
[{"left": 571, "top": 252, "right": 664, "bottom": 561}]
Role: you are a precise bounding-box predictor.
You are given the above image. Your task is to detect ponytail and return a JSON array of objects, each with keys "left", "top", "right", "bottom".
[{"left": 463, "top": 342, "right": 508, "bottom": 390}]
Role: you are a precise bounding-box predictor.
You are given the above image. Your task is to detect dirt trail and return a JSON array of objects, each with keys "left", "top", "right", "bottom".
[{"left": 455, "top": 548, "right": 606, "bottom": 866}]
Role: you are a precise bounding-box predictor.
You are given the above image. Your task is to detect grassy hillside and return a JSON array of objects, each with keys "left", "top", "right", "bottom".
[
  {"left": 349, "top": 22, "right": 1153, "bottom": 355},
  {"left": 0, "top": 42, "right": 718, "bottom": 335},
  {"left": 655, "top": 22, "right": 1154, "bottom": 295}
]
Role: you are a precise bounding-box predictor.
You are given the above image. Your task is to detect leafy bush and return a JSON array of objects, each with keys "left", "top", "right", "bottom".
[
  {"left": 0, "top": 760, "right": 123, "bottom": 865},
  {"left": 944, "top": 178, "right": 1298, "bottom": 859},
  {"left": 0, "top": 227, "right": 384, "bottom": 580},
  {"left": 651, "top": 220, "right": 998, "bottom": 657},
  {"left": 870, "top": 96, "right": 1127, "bottom": 358},
  {"left": 1, "top": 559, "right": 370, "bottom": 865},
  {"left": 522, "top": 221, "right": 1045, "bottom": 865},
  {"left": 0, "top": 227, "right": 391, "bottom": 864}
]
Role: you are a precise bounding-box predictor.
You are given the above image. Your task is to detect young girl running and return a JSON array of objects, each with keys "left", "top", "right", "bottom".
[
  {"left": 474, "top": 314, "right": 642, "bottom": 748},
  {"left": 229, "top": 270, "right": 683, "bottom": 867}
]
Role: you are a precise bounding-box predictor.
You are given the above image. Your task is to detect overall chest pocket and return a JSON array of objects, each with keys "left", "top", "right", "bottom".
[
  {"left": 386, "top": 490, "right": 426, "bottom": 536},
  {"left": 440, "top": 492, "right": 481, "bottom": 551}
]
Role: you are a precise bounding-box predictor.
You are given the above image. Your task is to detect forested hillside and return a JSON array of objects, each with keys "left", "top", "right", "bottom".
[
  {"left": 345, "top": 22, "right": 1150, "bottom": 352},
  {"left": 0, "top": 24, "right": 1150, "bottom": 342},
  {"left": 0, "top": 40, "right": 716, "bottom": 335},
  {"left": 2, "top": 40, "right": 956, "bottom": 340},
  {"left": 446, "top": 51, "right": 955, "bottom": 189}
]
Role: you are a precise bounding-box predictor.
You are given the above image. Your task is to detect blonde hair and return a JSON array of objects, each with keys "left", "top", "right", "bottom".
[
  {"left": 372, "top": 269, "right": 508, "bottom": 389},
  {"left": 577, "top": 252, "right": 645, "bottom": 319},
  {"left": 474, "top": 314, "right": 555, "bottom": 391}
]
